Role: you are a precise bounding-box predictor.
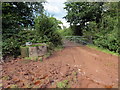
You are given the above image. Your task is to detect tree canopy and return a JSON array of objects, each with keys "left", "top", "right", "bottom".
[
  {"left": 64, "top": 2, "right": 104, "bottom": 35},
  {"left": 2, "top": 2, "right": 44, "bottom": 40},
  {"left": 64, "top": 2, "right": 119, "bottom": 53}
]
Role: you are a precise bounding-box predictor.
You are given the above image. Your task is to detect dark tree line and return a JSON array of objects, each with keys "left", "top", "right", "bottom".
[{"left": 64, "top": 2, "right": 119, "bottom": 53}]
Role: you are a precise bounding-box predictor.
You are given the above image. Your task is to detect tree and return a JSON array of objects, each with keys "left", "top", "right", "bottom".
[
  {"left": 34, "top": 14, "right": 62, "bottom": 46},
  {"left": 93, "top": 2, "right": 119, "bottom": 53},
  {"left": 64, "top": 2, "right": 119, "bottom": 53},
  {"left": 2, "top": 2, "right": 44, "bottom": 40},
  {"left": 64, "top": 2, "right": 104, "bottom": 35}
]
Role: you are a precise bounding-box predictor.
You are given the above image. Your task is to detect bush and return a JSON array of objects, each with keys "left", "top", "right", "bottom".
[
  {"left": 82, "top": 16, "right": 119, "bottom": 54},
  {"left": 3, "top": 14, "right": 62, "bottom": 57},
  {"left": 34, "top": 14, "right": 62, "bottom": 46},
  {"left": 3, "top": 30, "right": 56, "bottom": 57},
  {"left": 2, "top": 30, "right": 43, "bottom": 57},
  {"left": 93, "top": 29, "right": 119, "bottom": 53}
]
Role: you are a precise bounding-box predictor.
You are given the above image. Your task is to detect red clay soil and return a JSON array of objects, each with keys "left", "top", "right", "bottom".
[{"left": 2, "top": 41, "right": 119, "bottom": 88}]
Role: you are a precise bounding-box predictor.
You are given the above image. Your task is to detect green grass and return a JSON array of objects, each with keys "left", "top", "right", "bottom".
[
  {"left": 20, "top": 43, "right": 47, "bottom": 48},
  {"left": 44, "top": 52, "right": 51, "bottom": 58},
  {"left": 57, "top": 80, "right": 70, "bottom": 88},
  {"left": 24, "top": 57, "right": 37, "bottom": 60},
  {"left": 24, "top": 56, "right": 43, "bottom": 62},
  {"left": 87, "top": 45, "right": 119, "bottom": 56},
  {"left": 54, "top": 45, "right": 64, "bottom": 52}
]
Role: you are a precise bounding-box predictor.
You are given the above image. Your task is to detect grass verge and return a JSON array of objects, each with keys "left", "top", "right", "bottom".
[
  {"left": 54, "top": 45, "right": 64, "bottom": 52},
  {"left": 87, "top": 44, "right": 119, "bottom": 56}
]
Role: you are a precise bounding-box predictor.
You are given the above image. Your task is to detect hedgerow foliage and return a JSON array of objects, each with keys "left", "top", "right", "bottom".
[
  {"left": 3, "top": 14, "right": 62, "bottom": 57},
  {"left": 93, "top": 17, "right": 119, "bottom": 53}
]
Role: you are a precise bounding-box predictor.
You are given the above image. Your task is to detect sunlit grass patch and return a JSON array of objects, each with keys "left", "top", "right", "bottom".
[
  {"left": 57, "top": 80, "right": 70, "bottom": 88},
  {"left": 87, "top": 45, "right": 119, "bottom": 56},
  {"left": 24, "top": 56, "right": 43, "bottom": 62},
  {"left": 2, "top": 76, "right": 10, "bottom": 80}
]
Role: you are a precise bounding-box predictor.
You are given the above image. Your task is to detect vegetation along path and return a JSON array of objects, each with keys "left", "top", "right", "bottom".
[{"left": 2, "top": 40, "right": 118, "bottom": 88}]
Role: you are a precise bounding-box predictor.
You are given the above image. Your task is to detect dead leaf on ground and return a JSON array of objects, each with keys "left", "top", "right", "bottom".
[{"left": 34, "top": 80, "right": 41, "bottom": 85}]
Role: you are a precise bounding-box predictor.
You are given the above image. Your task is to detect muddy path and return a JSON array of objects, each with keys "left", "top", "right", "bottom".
[{"left": 2, "top": 40, "right": 119, "bottom": 88}]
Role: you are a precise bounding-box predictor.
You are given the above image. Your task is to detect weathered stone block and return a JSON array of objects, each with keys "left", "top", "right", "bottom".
[
  {"left": 29, "top": 47, "right": 38, "bottom": 57},
  {"left": 37, "top": 45, "right": 47, "bottom": 56},
  {"left": 20, "top": 43, "right": 47, "bottom": 58},
  {"left": 20, "top": 47, "right": 29, "bottom": 57}
]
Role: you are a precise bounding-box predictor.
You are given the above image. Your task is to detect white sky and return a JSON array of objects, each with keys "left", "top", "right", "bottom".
[{"left": 43, "top": 0, "right": 70, "bottom": 28}]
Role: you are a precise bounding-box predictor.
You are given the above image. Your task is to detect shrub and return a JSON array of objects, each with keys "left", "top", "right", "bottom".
[
  {"left": 3, "top": 30, "right": 53, "bottom": 57},
  {"left": 3, "top": 14, "right": 62, "bottom": 57},
  {"left": 34, "top": 14, "right": 62, "bottom": 46}
]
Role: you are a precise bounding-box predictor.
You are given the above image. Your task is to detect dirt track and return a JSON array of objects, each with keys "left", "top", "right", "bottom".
[{"left": 2, "top": 41, "right": 118, "bottom": 88}]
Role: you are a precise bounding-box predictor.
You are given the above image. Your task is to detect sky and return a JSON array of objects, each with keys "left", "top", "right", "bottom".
[{"left": 43, "top": 0, "right": 70, "bottom": 28}]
